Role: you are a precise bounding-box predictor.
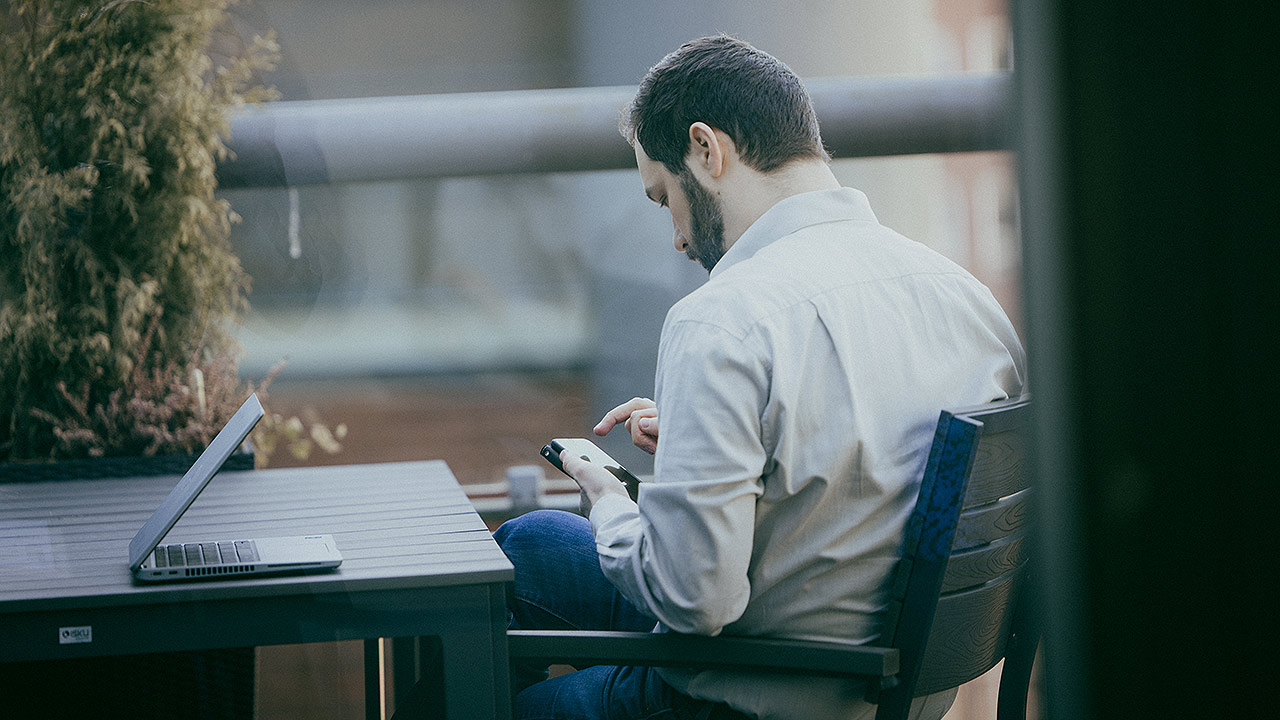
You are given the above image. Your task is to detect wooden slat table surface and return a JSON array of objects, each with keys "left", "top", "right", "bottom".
[{"left": 0, "top": 460, "right": 513, "bottom": 719}]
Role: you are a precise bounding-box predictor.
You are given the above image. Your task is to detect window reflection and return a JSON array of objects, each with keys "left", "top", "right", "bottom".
[{"left": 215, "top": 3, "right": 1020, "bottom": 715}]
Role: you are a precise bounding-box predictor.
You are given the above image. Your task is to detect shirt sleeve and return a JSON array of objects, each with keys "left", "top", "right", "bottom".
[{"left": 590, "top": 314, "right": 767, "bottom": 635}]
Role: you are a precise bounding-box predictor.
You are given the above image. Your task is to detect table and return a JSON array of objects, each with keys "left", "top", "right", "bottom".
[{"left": 0, "top": 460, "right": 514, "bottom": 719}]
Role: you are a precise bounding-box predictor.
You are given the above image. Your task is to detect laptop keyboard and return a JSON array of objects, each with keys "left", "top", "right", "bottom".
[{"left": 152, "top": 540, "right": 258, "bottom": 568}]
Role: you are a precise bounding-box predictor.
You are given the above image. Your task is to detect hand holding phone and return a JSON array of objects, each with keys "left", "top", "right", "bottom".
[{"left": 540, "top": 437, "right": 641, "bottom": 502}]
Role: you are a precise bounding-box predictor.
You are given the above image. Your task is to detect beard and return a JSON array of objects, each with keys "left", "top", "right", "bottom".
[{"left": 677, "top": 169, "right": 727, "bottom": 273}]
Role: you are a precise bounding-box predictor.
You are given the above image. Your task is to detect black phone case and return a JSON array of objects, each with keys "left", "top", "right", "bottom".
[{"left": 540, "top": 440, "right": 568, "bottom": 473}]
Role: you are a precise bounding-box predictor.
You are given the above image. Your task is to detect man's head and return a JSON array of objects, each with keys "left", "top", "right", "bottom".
[
  {"left": 620, "top": 34, "right": 829, "bottom": 177},
  {"left": 621, "top": 35, "right": 831, "bottom": 272}
]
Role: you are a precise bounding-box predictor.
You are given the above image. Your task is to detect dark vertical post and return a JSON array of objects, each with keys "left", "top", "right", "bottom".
[
  {"left": 1013, "top": 0, "right": 1278, "bottom": 717},
  {"left": 365, "top": 639, "right": 382, "bottom": 720}
]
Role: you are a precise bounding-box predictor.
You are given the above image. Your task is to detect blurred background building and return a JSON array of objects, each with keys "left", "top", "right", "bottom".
[{"left": 212, "top": 1, "right": 1023, "bottom": 717}]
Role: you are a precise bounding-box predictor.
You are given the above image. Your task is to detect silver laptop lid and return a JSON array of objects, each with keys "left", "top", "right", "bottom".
[{"left": 127, "top": 394, "right": 265, "bottom": 571}]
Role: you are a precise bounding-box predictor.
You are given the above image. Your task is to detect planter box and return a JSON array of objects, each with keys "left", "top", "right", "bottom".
[
  {"left": 0, "top": 451, "right": 257, "bottom": 718},
  {"left": 0, "top": 451, "right": 254, "bottom": 482},
  {"left": 1, "top": 648, "right": 257, "bottom": 718}
]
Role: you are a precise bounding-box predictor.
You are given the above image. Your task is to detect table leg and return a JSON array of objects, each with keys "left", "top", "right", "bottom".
[
  {"left": 365, "top": 639, "right": 381, "bottom": 720},
  {"left": 367, "top": 584, "right": 512, "bottom": 720},
  {"left": 416, "top": 585, "right": 513, "bottom": 720},
  {"left": 438, "top": 628, "right": 510, "bottom": 719}
]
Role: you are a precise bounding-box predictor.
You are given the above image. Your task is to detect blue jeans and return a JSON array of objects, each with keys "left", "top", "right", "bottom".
[{"left": 494, "top": 509, "right": 746, "bottom": 720}]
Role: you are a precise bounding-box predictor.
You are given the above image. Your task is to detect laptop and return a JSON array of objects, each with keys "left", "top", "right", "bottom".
[{"left": 130, "top": 393, "right": 343, "bottom": 582}]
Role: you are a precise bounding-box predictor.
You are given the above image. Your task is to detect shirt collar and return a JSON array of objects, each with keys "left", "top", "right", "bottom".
[{"left": 710, "top": 187, "right": 879, "bottom": 278}]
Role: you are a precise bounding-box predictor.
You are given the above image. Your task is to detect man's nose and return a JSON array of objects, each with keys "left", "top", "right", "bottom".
[{"left": 673, "top": 228, "right": 688, "bottom": 252}]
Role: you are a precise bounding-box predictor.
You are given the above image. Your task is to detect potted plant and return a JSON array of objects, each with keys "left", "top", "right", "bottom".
[
  {"left": 0, "top": 0, "right": 340, "bottom": 472},
  {"left": 0, "top": 1, "right": 331, "bottom": 715}
]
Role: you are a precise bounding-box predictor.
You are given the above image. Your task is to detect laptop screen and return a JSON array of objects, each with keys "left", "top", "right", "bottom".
[{"left": 127, "top": 394, "right": 265, "bottom": 570}]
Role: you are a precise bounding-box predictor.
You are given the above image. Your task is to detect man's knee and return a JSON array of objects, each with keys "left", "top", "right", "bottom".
[{"left": 494, "top": 509, "right": 587, "bottom": 557}]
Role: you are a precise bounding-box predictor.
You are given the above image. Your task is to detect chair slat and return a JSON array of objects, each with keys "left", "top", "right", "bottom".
[
  {"left": 940, "top": 533, "right": 1028, "bottom": 593},
  {"left": 952, "top": 488, "right": 1030, "bottom": 551},
  {"left": 963, "top": 429, "right": 1030, "bottom": 507},
  {"left": 914, "top": 573, "right": 1017, "bottom": 695},
  {"left": 953, "top": 398, "right": 1030, "bottom": 434}
]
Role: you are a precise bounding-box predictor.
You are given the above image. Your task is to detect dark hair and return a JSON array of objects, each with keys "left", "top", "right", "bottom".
[{"left": 621, "top": 35, "right": 829, "bottom": 175}]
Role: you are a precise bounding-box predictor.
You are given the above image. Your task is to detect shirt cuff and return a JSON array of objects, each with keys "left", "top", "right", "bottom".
[{"left": 589, "top": 491, "right": 639, "bottom": 539}]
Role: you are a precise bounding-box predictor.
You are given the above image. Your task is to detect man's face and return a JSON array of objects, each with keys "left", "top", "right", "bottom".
[
  {"left": 636, "top": 142, "right": 726, "bottom": 273},
  {"left": 676, "top": 167, "right": 727, "bottom": 273}
]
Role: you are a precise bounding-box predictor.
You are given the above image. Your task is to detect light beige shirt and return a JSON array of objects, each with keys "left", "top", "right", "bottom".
[{"left": 590, "top": 187, "right": 1026, "bottom": 719}]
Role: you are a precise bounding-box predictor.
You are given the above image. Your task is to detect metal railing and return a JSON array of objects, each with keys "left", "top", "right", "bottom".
[
  {"left": 217, "top": 72, "right": 1012, "bottom": 189},
  {"left": 218, "top": 72, "right": 1016, "bottom": 516},
  {"left": 466, "top": 467, "right": 582, "bottom": 523}
]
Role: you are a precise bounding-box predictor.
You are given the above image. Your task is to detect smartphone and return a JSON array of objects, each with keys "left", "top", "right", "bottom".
[{"left": 540, "top": 437, "right": 641, "bottom": 501}]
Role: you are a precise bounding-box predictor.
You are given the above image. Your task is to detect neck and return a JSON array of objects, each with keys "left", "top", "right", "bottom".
[{"left": 721, "top": 158, "right": 841, "bottom": 247}]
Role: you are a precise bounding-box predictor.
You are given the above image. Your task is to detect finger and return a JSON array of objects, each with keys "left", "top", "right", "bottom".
[
  {"left": 559, "top": 448, "right": 589, "bottom": 478},
  {"left": 596, "top": 398, "right": 648, "bottom": 435},
  {"left": 560, "top": 449, "right": 629, "bottom": 503},
  {"left": 636, "top": 413, "right": 658, "bottom": 437},
  {"left": 628, "top": 409, "right": 657, "bottom": 446},
  {"left": 594, "top": 397, "right": 655, "bottom": 436},
  {"left": 630, "top": 408, "right": 658, "bottom": 432}
]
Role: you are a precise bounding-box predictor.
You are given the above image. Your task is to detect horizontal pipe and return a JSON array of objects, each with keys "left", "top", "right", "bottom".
[
  {"left": 218, "top": 72, "right": 1011, "bottom": 189},
  {"left": 808, "top": 73, "right": 1013, "bottom": 159}
]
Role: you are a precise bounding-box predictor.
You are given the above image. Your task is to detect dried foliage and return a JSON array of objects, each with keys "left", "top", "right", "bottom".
[{"left": 0, "top": 1, "right": 336, "bottom": 465}]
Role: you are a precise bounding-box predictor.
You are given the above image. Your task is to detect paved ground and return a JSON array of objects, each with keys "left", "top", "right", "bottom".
[{"left": 257, "top": 370, "right": 593, "bottom": 485}]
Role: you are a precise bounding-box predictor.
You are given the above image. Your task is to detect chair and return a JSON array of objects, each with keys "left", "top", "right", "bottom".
[{"left": 507, "top": 395, "right": 1037, "bottom": 720}]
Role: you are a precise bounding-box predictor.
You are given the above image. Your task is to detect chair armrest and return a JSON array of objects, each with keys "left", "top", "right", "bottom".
[{"left": 507, "top": 630, "right": 899, "bottom": 679}]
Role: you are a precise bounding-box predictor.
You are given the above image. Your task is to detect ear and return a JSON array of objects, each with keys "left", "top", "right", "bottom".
[{"left": 687, "top": 122, "right": 728, "bottom": 179}]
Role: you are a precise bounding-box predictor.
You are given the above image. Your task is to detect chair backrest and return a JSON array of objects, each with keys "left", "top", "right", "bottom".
[{"left": 874, "top": 395, "right": 1035, "bottom": 720}]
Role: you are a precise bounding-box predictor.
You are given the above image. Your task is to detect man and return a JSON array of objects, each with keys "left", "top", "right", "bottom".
[{"left": 497, "top": 35, "right": 1026, "bottom": 719}]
